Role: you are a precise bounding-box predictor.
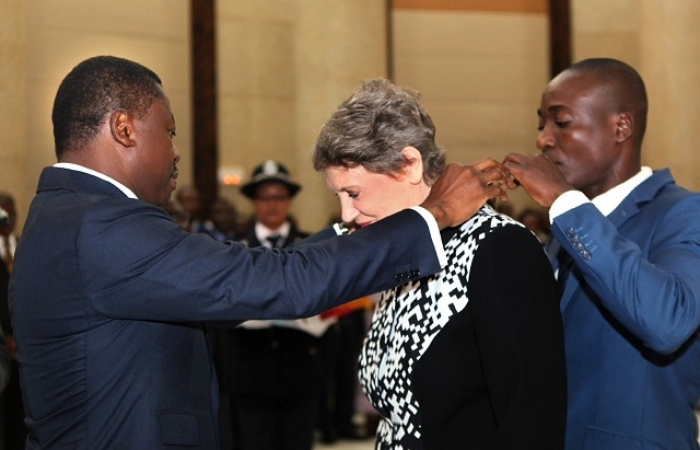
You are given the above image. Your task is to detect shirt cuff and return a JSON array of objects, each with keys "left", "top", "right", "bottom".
[
  {"left": 332, "top": 222, "right": 351, "bottom": 235},
  {"left": 548, "top": 190, "right": 590, "bottom": 223},
  {"left": 410, "top": 206, "right": 448, "bottom": 268}
]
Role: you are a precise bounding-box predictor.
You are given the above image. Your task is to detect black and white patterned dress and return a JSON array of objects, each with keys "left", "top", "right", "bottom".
[{"left": 358, "top": 205, "right": 568, "bottom": 450}]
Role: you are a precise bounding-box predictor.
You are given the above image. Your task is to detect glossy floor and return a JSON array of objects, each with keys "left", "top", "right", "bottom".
[
  {"left": 313, "top": 412, "right": 700, "bottom": 449},
  {"left": 314, "top": 438, "right": 374, "bottom": 450}
]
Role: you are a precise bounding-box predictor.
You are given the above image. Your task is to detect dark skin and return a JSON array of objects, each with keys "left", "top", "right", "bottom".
[
  {"left": 60, "top": 88, "right": 180, "bottom": 207},
  {"left": 504, "top": 70, "right": 642, "bottom": 207},
  {"left": 421, "top": 158, "right": 515, "bottom": 229}
]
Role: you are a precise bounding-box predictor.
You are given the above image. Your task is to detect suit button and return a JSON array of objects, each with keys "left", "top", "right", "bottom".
[
  {"left": 565, "top": 228, "right": 576, "bottom": 238},
  {"left": 271, "top": 340, "right": 279, "bottom": 349},
  {"left": 582, "top": 251, "right": 592, "bottom": 260}
]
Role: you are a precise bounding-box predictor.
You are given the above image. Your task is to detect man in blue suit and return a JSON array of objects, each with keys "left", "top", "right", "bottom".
[
  {"left": 505, "top": 58, "right": 700, "bottom": 450},
  {"left": 9, "top": 56, "right": 511, "bottom": 449}
]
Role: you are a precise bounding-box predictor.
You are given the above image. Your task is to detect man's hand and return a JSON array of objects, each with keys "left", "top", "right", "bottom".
[
  {"left": 503, "top": 153, "right": 573, "bottom": 207},
  {"left": 420, "top": 159, "right": 512, "bottom": 229}
]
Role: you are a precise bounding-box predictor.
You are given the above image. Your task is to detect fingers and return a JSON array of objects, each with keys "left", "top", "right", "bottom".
[
  {"left": 471, "top": 157, "right": 500, "bottom": 171},
  {"left": 423, "top": 160, "right": 513, "bottom": 229},
  {"left": 443, "top": 159, "right": 513, "bottom": 198},
  {"left": 502, "top": 152, "right": 528, "bottom": 165},
  {"left": 470, "top": 160, "right": 514, "bottom": 193}
]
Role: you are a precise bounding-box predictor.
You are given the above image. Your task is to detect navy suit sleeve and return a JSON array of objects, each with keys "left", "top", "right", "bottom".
[
  {"left": 298, "top": 226, "right": 340, "bottom": 244},
  {"left": 79, "top": 200, "right": 440, "bottom": 323},
  {"left": 552, "top": 194, "right": 700, "bottom": 354}
]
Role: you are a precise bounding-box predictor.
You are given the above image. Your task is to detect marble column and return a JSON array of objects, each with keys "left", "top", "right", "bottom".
[
  {"left": 0, "top": 0, "right": 28, "bottom": 219},
  {"left": 639, "top": 0, "right": 700, "bottom": 190},
  {"left": 293, "top": 0, "right": 388, "bottom": 230}
]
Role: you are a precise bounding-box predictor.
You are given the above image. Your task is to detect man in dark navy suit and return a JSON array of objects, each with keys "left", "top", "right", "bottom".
[
  {"left": 10, "top": 55, "right": 512, "bottom": 449},
  {"left": 506, "top": 58, "right": 700, "bottom": 450}
]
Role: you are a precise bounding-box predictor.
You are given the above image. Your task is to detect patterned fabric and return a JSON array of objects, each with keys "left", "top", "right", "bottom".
[{"left": 358, "top": 206, "right": 519, "bottom": 449}]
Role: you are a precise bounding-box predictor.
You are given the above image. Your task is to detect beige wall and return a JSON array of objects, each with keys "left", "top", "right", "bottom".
[
  {"left": 572, "top": 0, "right": 700, "bottom": 191},
  {"left": 572, "top": 0, "right": 641, "bottom": 67},
  {"left": 2, "top": 0, "right": 699, "bottom": 231},
  {"left": 3, "top": 0, "right": 386, "bottom": 232},
  {"left": 392, "top": 7, "right": 549, "bottom": 213},
  {"left": 1, "top": 0, "right": 192, "bottom": 230},
  {"left": 638, "top": 0, "right": 700, "bottom": 191},
  {"left": 0, "top": 0, "right": 27, "bottom": 224},
  {"left": 216, "top": 0, "right": 388, "bottom": 231}
]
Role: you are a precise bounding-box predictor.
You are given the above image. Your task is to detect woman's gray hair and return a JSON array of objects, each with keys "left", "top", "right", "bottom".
[{"left": 313, "top": 79, "right": 446, "bottom": 185}]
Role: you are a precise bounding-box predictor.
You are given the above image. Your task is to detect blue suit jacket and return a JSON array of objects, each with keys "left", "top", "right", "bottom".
[
  {"left": 9, "top": 167, "right": 441, "bottom": 449},
  {"left": 551, "top": 169, "right": 700, "bottom": 450}
]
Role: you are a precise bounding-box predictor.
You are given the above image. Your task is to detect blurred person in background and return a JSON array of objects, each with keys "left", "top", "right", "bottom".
[
  {"left": 214, "top": 160, "right": 334, "bottom": 450},
  {"left": 517, "top": 207, "right": 550, "bottom": 245},
  {"left": 175, "top": 185, "right": 211, "bottom": 234},
  {"left": 208, "top": 197, "right": 240, "bottom": 242},
  {"left": 161, "top": 198, "right": 190, "bottom": 230},
  {"left": 0, "top": 193, "right": 26, "bottom": 449}
]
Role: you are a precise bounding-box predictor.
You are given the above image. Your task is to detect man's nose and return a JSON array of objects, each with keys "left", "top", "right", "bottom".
[{"left": 536, "top": 126, "right": 555, "bottom": 151}]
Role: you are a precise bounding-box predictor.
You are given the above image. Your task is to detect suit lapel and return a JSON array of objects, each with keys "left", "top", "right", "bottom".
[{"left": 607, "top": 169, "right": 672, "bottom": 228}]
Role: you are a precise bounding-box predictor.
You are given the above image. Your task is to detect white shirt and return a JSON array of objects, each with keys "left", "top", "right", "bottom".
[
  {"left": 549, "top": 167, "right": 653, "bottom": 220},
  {"left": 53, "top": 163, "right": 138, "bottom": 199},
  {"left": 255, "top": 221, "right": 291, "bottom": 248},
  {"left": 0, "top": 234, "right": 16, "bottom": 263}
]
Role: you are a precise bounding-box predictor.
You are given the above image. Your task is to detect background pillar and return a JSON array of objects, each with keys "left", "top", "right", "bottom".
[
  {"left": 0, "top": 1, "right": 28, "bottom": 223},
  {"left": 639, "top": 0, "right": 700, "bottom": 190},
  {"left": 293, "top": 0, "right": 388, "bottom": 230}
]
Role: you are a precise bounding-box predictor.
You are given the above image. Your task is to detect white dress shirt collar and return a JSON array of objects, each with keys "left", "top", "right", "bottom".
[
  {"left": 591, "top": 166, "right": 653, "bottom": 216},
  {"left": 255, "top": 221, "right": 290, "bottom": 247},
  {"left": 53, "top": 163, "right": 138, "bottom": 199},
  {"left": 550, "top": 167, "right": 653, "bottom": 221}
]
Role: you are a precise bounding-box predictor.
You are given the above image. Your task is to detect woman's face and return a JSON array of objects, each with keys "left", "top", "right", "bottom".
[{"left": 324, "top": 162, "right": 429, "bottom": 228}]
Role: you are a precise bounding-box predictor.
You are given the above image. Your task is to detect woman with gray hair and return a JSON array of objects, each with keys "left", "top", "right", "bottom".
[{"left": 313, "top": 79, "right": 567, "bottom": 450}]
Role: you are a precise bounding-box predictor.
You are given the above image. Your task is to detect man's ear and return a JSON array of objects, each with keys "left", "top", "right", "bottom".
[
  {"left": 401, "top": 146, "right": 425, "bottom": 185},
  {"left": 110, "top": 110, "right": 135, "bottom": 147},
  {"left": 614, "top": 113, "right": 633, "bottom": 143}
]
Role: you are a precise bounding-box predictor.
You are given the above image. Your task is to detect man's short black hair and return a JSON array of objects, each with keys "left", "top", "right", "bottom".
[
  {"left": 567, "top": 58, "right": 648, "bottom": 142},
  {"left": 52, "top": 55, "right": 164, "bottom": 157}
]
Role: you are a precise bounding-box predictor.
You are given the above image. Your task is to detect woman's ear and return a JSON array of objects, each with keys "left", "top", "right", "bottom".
[
  {"left": 400, "top": 146, "right": 425, "bottom": 185},
  {"left": 110, "top": 110, "right": 135, "bottom": 147}
]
